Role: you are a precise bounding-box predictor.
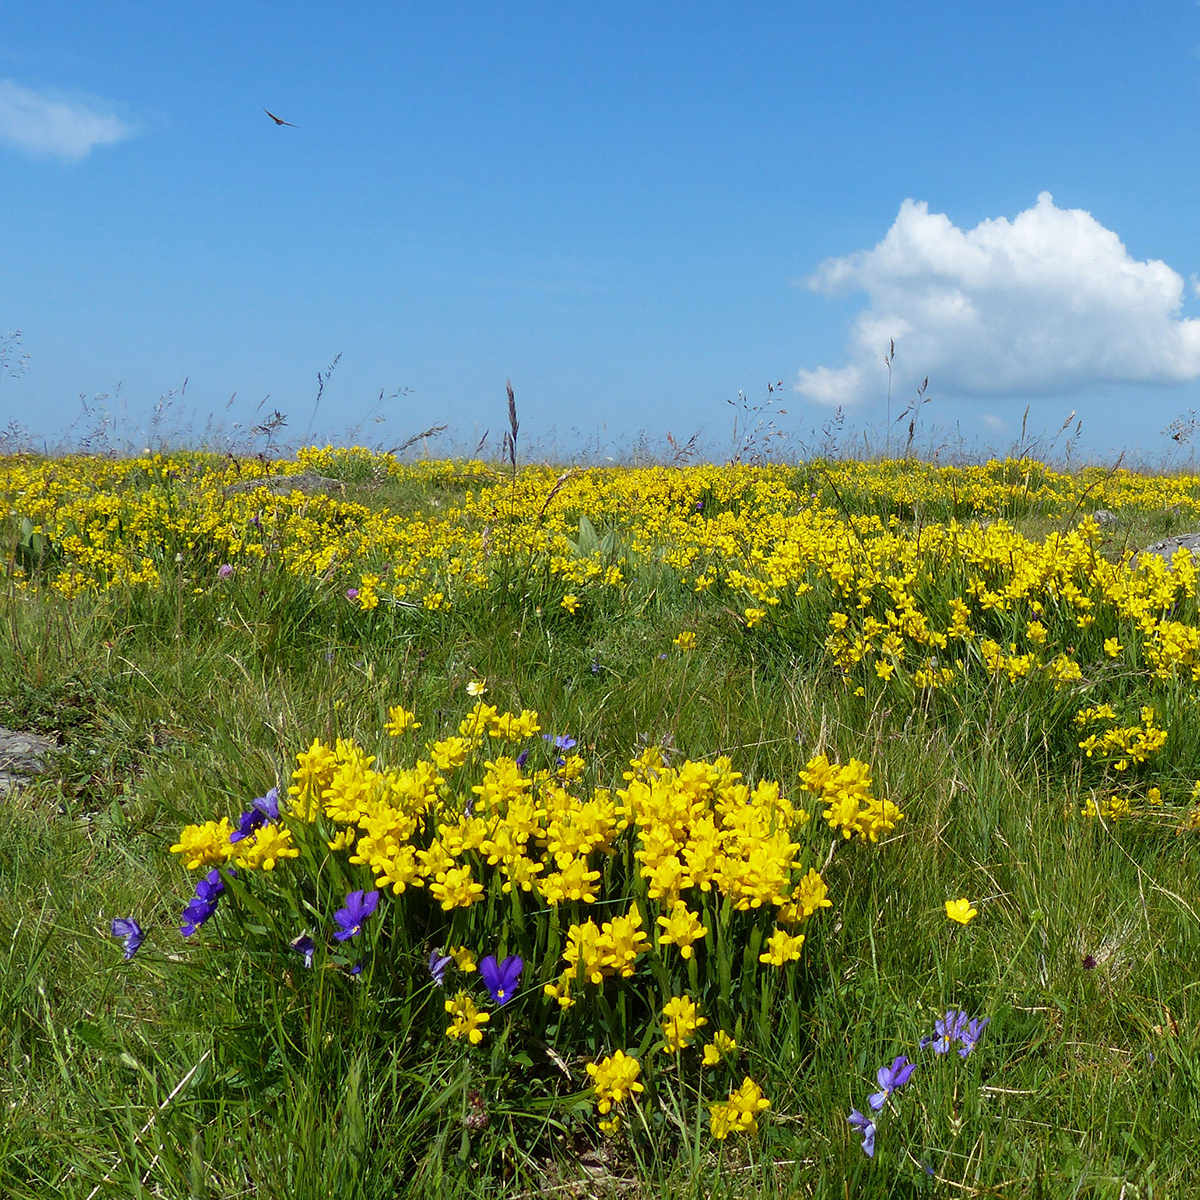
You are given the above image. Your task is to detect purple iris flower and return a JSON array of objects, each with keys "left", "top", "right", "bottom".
[
  {"left": 848, "top": 1108, "right": 876, "bottom": 1158},
  {"left": 543, "top": 734, "right": 577, "bottom": 751},
  {"left": 429, "top": 949, "right": 452, "bottom": 986},
  {"left": 867, "top": 1055, "right": 916, "bottom": 1111},
  {"left": 110, "top": 917, "right": 144, "bottom": 960},
  {"left": 349, "top": 963, "right": 363, "bottom": 976},
  {"left": 181, "top": 869, "right": 226, "bottom": 937},
  {"left": 479, "top": 954, "right": 523, "bottom": 1006},
  {"left": 514, "top": 749, "right": 530, "bottom": 769},
  {"left": 333, "top": 890, "right": 380, "bottom": 941},
  {"left": 290, "top": 934, "right": 315, "bottom": 968}
]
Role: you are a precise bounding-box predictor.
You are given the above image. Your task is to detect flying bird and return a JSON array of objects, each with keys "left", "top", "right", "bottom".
[{"left": 264, "top": 109, "right": 297, "bottom": 127}]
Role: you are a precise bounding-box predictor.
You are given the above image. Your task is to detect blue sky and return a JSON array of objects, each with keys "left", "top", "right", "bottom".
[{"left": 4, "top": 2, "right": 1200, "bottom": 461}]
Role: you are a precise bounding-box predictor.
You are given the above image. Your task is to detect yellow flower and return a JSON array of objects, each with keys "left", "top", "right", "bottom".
[
  {"left": 1104, "top": 637, "right": 1123, "bottom": 658},
  {"left": 945, "top": 897, "right": 978, "bottom": 925},
  {"left": 656, "top": 900, "right": 708, "bottom": 959},
  {"left": 383, "top": 704, "right": 421, "bottom": 735},
  {"left": 725, "top": 1076, "right": 770, "bottom": 1134},
  {"left": 233, "top": 823, "right": 299, "bottom": 870},
  {"left": 169, "top": 818, "right": 235, "bottom": 869},
  {"left": 661, "top": 995, "right": 707, "bottom": 1053},
  {"left": 758, "top": 927, "right": 806, "bottom": 967},
  {"left": 466, "top": 679, "right": 487, "bottom": 697},
  {"left": 586, "top": 1049, "right": 644, "bottom": 1114},
  {"left": 710, "top": 1076, "right": 770, "bottom": 1138},
  {"left": 447, "top": 945, "right": 477, "bottom": 972},
  {"left": 702, "top": 1030, "right": 737, "bottom": 1067},
  {"left": 560, "top": 593, "right": 580, "bottom": 614},
  {"left": 709, "top": 1102, "right": 735, "bottom": 1139},
  {"left": 429, "top": 865, "right": 485, "bottom": 910},
  {"left": 673, "top": 631, "right": 697, "bottom": 651},
  {"left": 445, "top": 991, "right": 489, "bottom": 1044},
  {"left": 744, "top": 607, "right": 767, "bottom": 629}
]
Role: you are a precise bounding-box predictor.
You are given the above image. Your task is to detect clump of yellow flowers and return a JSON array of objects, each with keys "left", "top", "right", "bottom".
[{"left": 167, "top": 692, "right": 906, "bottom": 1146}]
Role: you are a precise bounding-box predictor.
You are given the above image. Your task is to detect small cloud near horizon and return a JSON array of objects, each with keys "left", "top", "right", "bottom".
[
  {"left": 0, "top": 79, "right": 135, "bottom": 162},
  {"left": 797, "top": 192, "right": 1200, "bottom": 408}
]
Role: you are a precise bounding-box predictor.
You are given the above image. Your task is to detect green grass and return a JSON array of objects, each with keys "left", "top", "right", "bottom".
[{"left": 2, "top": 470, "right": 1199, "bottom": 1199}]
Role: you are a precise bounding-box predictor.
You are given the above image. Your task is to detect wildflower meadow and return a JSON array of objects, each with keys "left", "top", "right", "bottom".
[{"left": 3, "top": 446, "right": 1200, "bottom": 1197}]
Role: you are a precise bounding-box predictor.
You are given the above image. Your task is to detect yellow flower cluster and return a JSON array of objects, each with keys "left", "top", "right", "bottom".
[
  {"left": 586, "top": 1049, "right": 645, "bottom": 1122},
  {"left": 445, "top": 991, "right": 489, "bottom": 1043},
  {"left": 165, "top": 690, "right": 907, "bottom": 1147},
  {"left": 709, "top": 1076, "right": 771, "bottom": 1139},
  {"left": 1075, "top": 705, "right": 1168, "bottom": 771},
  {"left": 798, "top": 754, "right": 903, "bottom": 842},
  {"left": 169, "top": 815, "right": 299, "bottom": 872},
  {"left": 661, "top": 994, "right": 707, "bottom": 1053}
]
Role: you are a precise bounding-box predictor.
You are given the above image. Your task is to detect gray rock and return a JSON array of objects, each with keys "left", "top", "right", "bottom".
[
  {"left": 1134, "top": 533, "right": 1200, "bottom": 568},
  {"left": 224, "top": 471, "right": 343, "bottom": 497},
  {"left": 0, "top": 725, "right": 56, "bottom": 797},
  {"left": 1091, "top": 509, "right": 1119, "bottom": 527}
]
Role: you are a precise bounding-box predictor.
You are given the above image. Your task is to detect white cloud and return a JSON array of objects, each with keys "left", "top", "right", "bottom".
[
  {"left": 0, "top": 79, "right": 134, "bottom": 162},
  {"left": 796, "top": 192, "right": 1200, "bottom": 407}
]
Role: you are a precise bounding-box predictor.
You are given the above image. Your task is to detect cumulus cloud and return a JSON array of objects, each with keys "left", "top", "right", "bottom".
[
  {"left": 796, "top": 192, "right": 1200, "bottom": 407},
  {"left": 0, "top": 79, "right": 134, "bottom": 162}
]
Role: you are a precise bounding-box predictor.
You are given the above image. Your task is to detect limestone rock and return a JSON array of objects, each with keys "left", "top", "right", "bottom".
[
  {"left": 1135, "top": 533, "right": 1200, "bottom": 568},
  {"left": 0, "top": 726, "right": 56, "bottom": 796}
]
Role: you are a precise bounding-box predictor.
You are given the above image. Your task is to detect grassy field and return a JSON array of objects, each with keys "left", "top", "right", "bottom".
[{"left": 3, "top": 448, "right": 1200, "bottom": 1199}]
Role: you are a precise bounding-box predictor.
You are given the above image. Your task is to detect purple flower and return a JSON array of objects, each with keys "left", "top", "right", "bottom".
[
  {"left": 229, "top": 808, "right": 266, "bottom": 844},
  {"left": 349, "top": 963, "right": 363, "bottom": 976},
  {"left": 229, "top": 786, "right": 283, "bottom": 843},
  {"left": 479, "top": 954, "right": 523, "bottom": 1006},
  {"left": 345, "top": 587, "right": 359, "bottom": 602},
  {"left": 110, "top": 917, "right": 144, "bottom": 960},
  {"left": 429, "top": 949, "right": 452, "bottom": 986},
  {"left": 920, "top": 1010, "right": 989, "bottom": 1058},
  {"left": 543, "top": 734, "right": 577, "bottom": 751},
  {"left": 848, "top": 1108, "right": 876, "bottom": 1158},
  {"left": 959, "top": 1016, "right": 990, "bottom": 1057},
  {"left": 1082, "top": 954, "right": 1096, "bottom": 970},
  {"left": 181, "top": 869, "right": 226, "bottom": 937},
  {"left": 514, "top": 749, "right": 530, "bottom": 769},
  {"left": 218, "top": 563, "right": 233, "bottom": 579},
  {"left": 291, "top": 934, "right": 315, "bottom": 968},
  {"left": 589, "top": 661, "right": 601, "bottom": 675},
  {"left": 867, "top": 1055, "right": 916, "bottom": 1111},
  {"left": 254, "top": 787, "right": 281, "bottom": 821},
  {"left": 333, "top": 890, "right": 380, "bottom": 941}
]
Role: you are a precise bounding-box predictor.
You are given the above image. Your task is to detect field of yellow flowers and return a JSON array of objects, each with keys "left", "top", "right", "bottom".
[{"left": 3, "top": 448, "right": 1200, "bottom": 1199}]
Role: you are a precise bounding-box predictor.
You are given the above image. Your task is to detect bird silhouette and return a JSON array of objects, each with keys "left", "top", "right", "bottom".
[{"left": 264, "top": 109, "right": 297, "bottom": 127}]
